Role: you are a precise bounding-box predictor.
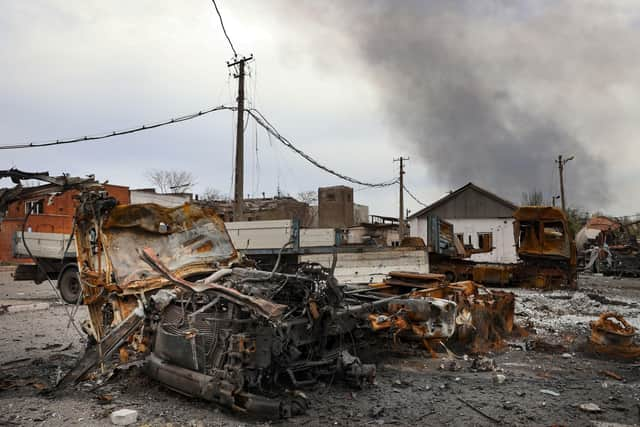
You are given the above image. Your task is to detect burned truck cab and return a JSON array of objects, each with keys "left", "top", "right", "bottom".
[{"left": 513, "top": 206, "right": 577, "bottom": 289}]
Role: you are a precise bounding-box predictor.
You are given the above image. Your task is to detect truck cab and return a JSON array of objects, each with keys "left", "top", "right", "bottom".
[{"left": 513, "top": 206, "right": 577, "bottom": 289}]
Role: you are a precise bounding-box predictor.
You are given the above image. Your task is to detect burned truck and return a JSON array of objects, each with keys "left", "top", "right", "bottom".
[
  {"left": 61, "top": 191, "right": 463, "bottom": 417},
  {"left": 512, "top": 206, "right": 577, "bottom": 289}
]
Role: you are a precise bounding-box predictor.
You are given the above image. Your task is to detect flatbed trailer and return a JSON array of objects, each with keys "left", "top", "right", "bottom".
[{"left": 14, "top": 217, "right": 429, "bottom": 302}]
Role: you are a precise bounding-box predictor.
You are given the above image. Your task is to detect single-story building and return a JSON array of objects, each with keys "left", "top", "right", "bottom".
[{"left": 408, "top": 183, "right": 518, "bottom": 263}]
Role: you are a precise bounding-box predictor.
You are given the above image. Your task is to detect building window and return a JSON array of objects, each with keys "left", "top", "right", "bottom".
[
  {"left": 477, "top": 232, "right": 493, "bottom": 251},
  {"left": 25, "top": 199, "right": 44, "bottom": 215},
  {"left": 325, "top": 193, "right": 336, "bottom": 202}
]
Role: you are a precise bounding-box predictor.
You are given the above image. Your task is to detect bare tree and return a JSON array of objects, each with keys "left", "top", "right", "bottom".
[
  {"left": 145, "top": 169, "right": 195, "bottom": 194},
  {"left": 297, "top": 190, "right": 318, "bottom": 205},
  {"left": 521, "top": 189, "right": 544, "bottom": 206},
  {"left": 201, "top": 187, "right": 226, "bottom": 201}
]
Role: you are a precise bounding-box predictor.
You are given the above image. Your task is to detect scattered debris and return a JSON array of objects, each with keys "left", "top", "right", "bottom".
[
  {"left": 0, "top": 302, "right": 51, "bottom": 315},
  {"left": 578, "top": 403, "right": 602, "bottom": 413},
  {"left": 600, "top": 370, "right": 624, "bottom": 381},
  {"left": 110, "top": 409, "right": 138, "bottom": 426},
  {"left": 457, "top": 397, "right": 501, "bottom": 424},
  {"left": 32, "top": 382, "right": 47, "bottom": 391},
  {"left": 370, "top": 405, "right": 384, "bottom": 418},
  {"left": 41, "top": 343, "right": 62, "bottom": 350},
  {"left": 540, "top": 389, "right": 560, "bottom": 397},
  {"left": 471, "top": 356, "right": 496, "bottom": 372},
  {"left": 526, "top": 338, "right": 569, "bottom": 353},
  {"left": 493, "top": 374, "right": 506, "bottom": 384},
  {"left": 439, "top": 358, "right": 461, "bottom": 372},
  {"left": 96, "top": 394, "right": 114, "bottom": 404}
]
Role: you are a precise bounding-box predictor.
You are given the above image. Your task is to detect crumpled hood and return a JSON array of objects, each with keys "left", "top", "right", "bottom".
[{"left": 98, "top": 203, "right": 240, "bottom": 289}]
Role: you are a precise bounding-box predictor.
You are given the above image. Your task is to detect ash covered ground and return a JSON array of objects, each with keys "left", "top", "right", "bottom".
[{"left": 1, "top": 268, "right": 639, "bottom": 426}]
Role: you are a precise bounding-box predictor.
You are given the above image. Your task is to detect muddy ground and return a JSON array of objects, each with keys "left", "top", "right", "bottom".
[{"left": 1, "top": 267, "right": 639, "bottom": 426}]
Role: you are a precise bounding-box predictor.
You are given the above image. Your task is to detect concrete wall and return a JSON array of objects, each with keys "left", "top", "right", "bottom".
[
  {"left": 353, "top": 204, "right": 369, "bottom": 224},
  {"left": 299, "top": 249, "right": 429, "bottom": 284},
  {"left": 318, "top": 186, "right": 354, "bottom": 228},
  {"left": 226, "top": 220, "right": 293, "bottom": 250},
  {"left": 410, "top": 216, "right": 517, "bottom": 263}
]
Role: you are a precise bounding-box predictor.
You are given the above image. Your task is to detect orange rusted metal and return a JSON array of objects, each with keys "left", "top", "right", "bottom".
[
  {"left": 588, "top": 312, "right": 640, "bottom": 359},
  {"left": 513, "top": 206, "right": 577, "bottom": 289},
  {"left": 371, "top": 275, "right": 518, "bottom": 353}
]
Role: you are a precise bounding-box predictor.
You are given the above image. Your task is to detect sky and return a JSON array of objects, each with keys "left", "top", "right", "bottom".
[{"left": 1, "top": 1, "right": 639, "bottom": 217}]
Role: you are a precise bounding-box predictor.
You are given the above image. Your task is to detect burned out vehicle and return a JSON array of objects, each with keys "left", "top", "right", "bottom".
[
  {"left": 60, "top": 191, "right": 461, "bottom": 417},
  {"left": 513, "top": 206, "right": 577, "bottom": 289}
]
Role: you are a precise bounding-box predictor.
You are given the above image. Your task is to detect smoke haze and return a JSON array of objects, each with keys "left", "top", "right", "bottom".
[{"left": 276, "top": 0, "right": 640, "bottom": 208}]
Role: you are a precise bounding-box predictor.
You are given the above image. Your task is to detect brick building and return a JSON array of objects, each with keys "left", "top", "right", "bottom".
[{"left": 0, "top": 184, "right": 129, "bottom": 263}]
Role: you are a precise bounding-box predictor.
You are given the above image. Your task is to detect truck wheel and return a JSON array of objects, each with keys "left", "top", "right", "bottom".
[{"left": 58, "top": 268, "right": 82, "bottom": 304}]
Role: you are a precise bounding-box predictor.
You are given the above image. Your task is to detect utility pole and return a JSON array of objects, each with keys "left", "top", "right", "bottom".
[
  {"left": 394, "top": 156, "right": 409, "bottom": 240},
  {"left": 228, "top": 55, "right": 253, "bottom": 221},
  {"left": 556, "top": 154, "right": 574, "bottom": 211}
]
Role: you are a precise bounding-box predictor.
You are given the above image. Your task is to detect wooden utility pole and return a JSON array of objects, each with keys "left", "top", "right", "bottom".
[
  {"left": 556, "top": 154, "right": 574, "bottom": 211},
  {"left": 394, "top": 156, "right": 409, "bottom": 239},
  {"left": 228, "top": 55, "right": 253, "bottom": 221}
]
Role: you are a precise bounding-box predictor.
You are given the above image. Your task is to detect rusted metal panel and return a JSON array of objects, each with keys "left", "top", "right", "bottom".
[
  {"left": 514, "top": 206, "right": 572, "bottom": 259},
  {"left": 588, "top": 312, "right": 640, "bottom": 359},
  {"left": 372, "top": 274, "right": 518, "bottom": 353},
  {"left": 512, "top": 206, "right": 577, "bottom": 289},
  {"left": 472, "top": 264, "right": 514, "bottom": 286}
]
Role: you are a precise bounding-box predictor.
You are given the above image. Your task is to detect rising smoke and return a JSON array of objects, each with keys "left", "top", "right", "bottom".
[{"left": 276, "top": 0, "right": 640, "bottom": 208}]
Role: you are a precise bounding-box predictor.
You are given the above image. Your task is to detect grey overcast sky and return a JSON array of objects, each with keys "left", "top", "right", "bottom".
[{"left": 1, "top": 1, "right": 639, "bottom": 217}]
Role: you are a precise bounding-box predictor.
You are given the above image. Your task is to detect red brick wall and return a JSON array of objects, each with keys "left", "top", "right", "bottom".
[{"left": 0, "top": 184, "right": 130, "bottom": 263}]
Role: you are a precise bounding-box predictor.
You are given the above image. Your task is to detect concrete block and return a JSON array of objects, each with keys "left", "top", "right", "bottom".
[{"left": 110, "top": 409, "right": 138, "bottom": 425}]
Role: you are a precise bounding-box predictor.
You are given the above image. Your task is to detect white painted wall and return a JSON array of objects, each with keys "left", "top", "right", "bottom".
[
  {"left": 299, "top": 249, "right": 429, "bottom": 284},
  {"left": 409, "top": 216, "right": 517, "bottom": 263}
]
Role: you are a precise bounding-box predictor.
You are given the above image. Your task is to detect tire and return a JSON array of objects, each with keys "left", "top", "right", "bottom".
[{"left": 58, "top": 267, "right": 82, "bottom": 304}]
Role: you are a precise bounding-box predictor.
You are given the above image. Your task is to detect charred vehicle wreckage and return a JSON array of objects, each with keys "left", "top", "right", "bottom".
[{"left": 43, "top": 190, "right": 519, "bottom": 418}]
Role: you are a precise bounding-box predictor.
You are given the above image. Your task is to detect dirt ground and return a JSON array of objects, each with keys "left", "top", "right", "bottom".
[{"left": 1, "top": 267, "right": 639, "bottom": 426}]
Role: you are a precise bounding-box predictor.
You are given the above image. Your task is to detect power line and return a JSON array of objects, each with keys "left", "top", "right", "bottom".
[
  {"left": 247, "top": 108, "right": 398, "bottom": 188},
  {"left": 210, "top": 0, "right": 238, "bottom": 58},
  {"left": 0, "top": 105, "right": 236, "bottom": 150},
  {"left": 1, "top": 103, "right": 396, "bottom": 189},
  {"left": 403, "top": 184, "right": 428, "bottom": 207}
]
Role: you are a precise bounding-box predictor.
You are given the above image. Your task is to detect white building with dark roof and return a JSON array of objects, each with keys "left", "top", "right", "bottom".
[{"left": 408, "top": 183, "right": 518, "bottom": 263}]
